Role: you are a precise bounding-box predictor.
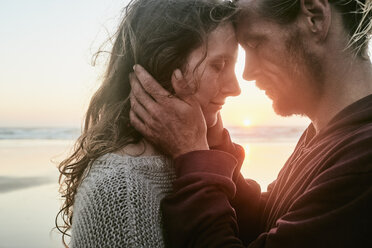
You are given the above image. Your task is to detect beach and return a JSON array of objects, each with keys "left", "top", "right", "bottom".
[
  {"left": 0, "top": 139, "right": 72, "bottom": 248},
  {"left": 0, "top": 127, "right": 303, "bottom": 248}
]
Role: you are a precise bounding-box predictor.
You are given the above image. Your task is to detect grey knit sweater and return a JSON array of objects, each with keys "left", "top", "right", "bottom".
[{"left": 70, "top": 153, "right": 176, "bottom": 248}]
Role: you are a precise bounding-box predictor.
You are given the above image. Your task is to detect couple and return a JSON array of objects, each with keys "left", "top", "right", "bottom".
[{"left": 57, "top": 0, "right": 372, "bottom": 247}]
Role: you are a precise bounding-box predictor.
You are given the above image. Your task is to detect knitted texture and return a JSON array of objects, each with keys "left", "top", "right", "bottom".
[{"left": 70, "top": 153, "right": 176, "bottom": 248}]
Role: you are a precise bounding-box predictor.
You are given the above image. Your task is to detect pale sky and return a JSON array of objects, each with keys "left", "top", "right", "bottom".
[{"left": 0, "top": 0, "right": 370, "bottom": 128}]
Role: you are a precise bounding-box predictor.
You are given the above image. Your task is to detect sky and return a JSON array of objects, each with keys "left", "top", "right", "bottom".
[{"left": 0, "top": 0, "right": 370, "bottom": 128}]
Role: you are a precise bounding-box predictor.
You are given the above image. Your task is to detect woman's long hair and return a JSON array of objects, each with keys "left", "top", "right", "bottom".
[{"left": 56, "top": 0, "right": 238, "bottom": 246}]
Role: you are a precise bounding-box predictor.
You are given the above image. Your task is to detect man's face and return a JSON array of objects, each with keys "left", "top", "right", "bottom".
[{"left": 236, "top": 1, "right": 324, "bottom": 117}]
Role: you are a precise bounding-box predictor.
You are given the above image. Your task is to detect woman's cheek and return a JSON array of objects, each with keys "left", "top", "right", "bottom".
[
  {"left": 201, "top": 74, "right": 220, "bottom": 97},
  {"left": 195, "top": 69, "right": 220, "bottom": 108},
  {"left": 193, "top": 92, "right": 209, "bottom": 109}
]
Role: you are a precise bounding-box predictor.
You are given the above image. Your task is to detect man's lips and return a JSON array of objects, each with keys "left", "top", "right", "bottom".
[
  {"left": 256, "top": 80, "right": 273, "bottom": 92},
  {"left": 256, "top": 81, "right": 276, "bottom": 99},
  {"left": 255, "top": 79, "right": 267, "bottom": 90}
]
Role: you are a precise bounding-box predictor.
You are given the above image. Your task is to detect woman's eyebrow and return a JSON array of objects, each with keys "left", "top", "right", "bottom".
[{"left": 209, "top": 54, "right": 236, "bottom": 61}]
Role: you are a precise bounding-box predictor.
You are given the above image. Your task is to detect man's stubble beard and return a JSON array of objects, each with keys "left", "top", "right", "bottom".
[{"left": 273, "top": 30, "right": 325, "bottom": 118}]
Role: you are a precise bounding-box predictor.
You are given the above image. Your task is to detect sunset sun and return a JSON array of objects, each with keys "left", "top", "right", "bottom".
[{"left": 243, "top": 119, "right": 252, "bottom": 127}]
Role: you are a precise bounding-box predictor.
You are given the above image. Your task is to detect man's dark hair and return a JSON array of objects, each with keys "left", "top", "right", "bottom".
[{"left": 256, "top": 0, "right": 372, "bottom": 58}]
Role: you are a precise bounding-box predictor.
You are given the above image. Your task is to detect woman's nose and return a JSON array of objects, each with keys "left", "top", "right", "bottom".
[{"left": 221, "top": 73, "right": 241, "bottom": 97}]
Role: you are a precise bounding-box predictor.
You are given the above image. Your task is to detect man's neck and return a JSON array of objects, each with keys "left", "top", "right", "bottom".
[{"left": 309, "top": 56, "right": 372, "bottom": 133}]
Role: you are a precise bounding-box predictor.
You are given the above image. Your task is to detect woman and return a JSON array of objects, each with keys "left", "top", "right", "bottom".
[{"left": 56, "top": 0, "right": 240, "bottom": 247}]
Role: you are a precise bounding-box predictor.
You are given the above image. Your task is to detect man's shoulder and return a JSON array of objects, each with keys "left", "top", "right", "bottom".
[
  {"left": 355, "top": 122, "right": 372, "bottom": 137},
  {"left": 335, "top": 122, "right": 372, "bottom": 155},
  {"left": 321, "top": 121, "right": 372, "bottom": 151},
  {"left": 310, "top": 126, "right": 372, "bottom": 187}
]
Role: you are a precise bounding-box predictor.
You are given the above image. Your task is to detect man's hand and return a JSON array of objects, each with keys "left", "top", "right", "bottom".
[
  {"left": 129, "top": 65, "right": 209, "bottom": 158},
  {"left": 207, "top": 112, "right": 225, "bottom": 147}
]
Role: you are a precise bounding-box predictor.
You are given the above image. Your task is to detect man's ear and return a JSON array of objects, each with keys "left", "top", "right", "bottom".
[{"left": 300, "top": 0, "right": 331, "bottom": 41}]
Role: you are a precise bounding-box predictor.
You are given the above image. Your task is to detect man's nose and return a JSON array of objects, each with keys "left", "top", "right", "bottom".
[{"left": 243, "top": 50, "right": 260, "bottom": 81}]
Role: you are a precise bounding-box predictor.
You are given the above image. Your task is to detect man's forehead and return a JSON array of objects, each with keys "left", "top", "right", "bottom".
[
  {"left": 234, "top": 1, "right": 281, "bottom": 44},
  {"left": 236, "top": 0, "right": 261, "bottom": 25},
  {"left": 237, "top": 0, "right": 257, "bottom": 9}
]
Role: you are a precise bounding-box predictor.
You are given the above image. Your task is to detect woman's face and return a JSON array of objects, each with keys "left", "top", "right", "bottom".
[{"left": 184, "top": 23, "right": 240, "bottom": 128}]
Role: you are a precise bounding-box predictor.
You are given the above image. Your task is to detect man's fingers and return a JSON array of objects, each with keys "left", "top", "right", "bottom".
[
  {"left": 215, "top": 112, "right": 223, "bottom": 128},
  {"left": 130, "top": 94, "right": 152, "bottom": 124},
  {"left": 129, "top": 109, "right": 148, "bottom": 135},
  {"left": 133, "top": 64, "right": 170, "bottom": 100},
  {"left": 130, "top": 72, "right": 159, "bottom": 111}
]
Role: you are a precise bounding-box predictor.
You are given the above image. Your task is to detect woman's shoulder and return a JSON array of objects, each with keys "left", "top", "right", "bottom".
[
  {"left": 71, "top": 153, "right": 174, "bottom": 247},
  {"left": 74, "top": 153, "right": 175, "bottom": 209},
  {"left": 92, "top": 152, "right": 173, "bottom": 173},
  {"left": 79, "top": 153, "right": 175, "bottom": 190},
  {"left": 74, "top": 152, "right": 176, "bottom": 210},
  {"left": 72, "top": 152, "right": 175, "bottom": 247}
]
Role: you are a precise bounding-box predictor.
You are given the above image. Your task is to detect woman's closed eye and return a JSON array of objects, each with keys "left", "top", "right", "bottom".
[{"left": 210, "top": 60, "right": 225, "bottom": 72}]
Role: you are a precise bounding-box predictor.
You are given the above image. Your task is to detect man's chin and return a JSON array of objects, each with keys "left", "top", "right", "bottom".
[{"left": 272, "top": 100, "right": 298, "bottom": 117}]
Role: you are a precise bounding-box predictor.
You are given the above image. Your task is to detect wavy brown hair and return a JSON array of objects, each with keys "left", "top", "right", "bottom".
[{"left": 55, "top": 0, "right": 238, "bottom": 246}]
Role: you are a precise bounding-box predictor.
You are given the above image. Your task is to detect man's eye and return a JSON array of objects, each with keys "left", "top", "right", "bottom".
[
  {"left": 247, "top": 41, "right": 259, "bottom": 49},
  {"left": 246, "top": 40, "right": 260, "bottom": 49}
]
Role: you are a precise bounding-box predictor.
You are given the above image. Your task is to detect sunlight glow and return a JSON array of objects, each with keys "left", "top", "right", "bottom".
[
  {"left": 244, "top": 144, "right": 250, "bottom": 156},
  {"left": 243, "top": 119, "right": 252, "bottom": 127}
]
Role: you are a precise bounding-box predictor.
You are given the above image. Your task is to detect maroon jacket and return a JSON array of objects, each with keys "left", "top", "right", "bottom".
[{"left": 161, "top": 94, "right": 372, "bottom": 248}]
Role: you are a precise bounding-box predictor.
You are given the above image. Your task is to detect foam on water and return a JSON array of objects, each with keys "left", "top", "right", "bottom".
[
  {"left": 0, "top": 126, "right": 307, "bottom": 142},
  {"left": 0, "top": 127, "right": 80, "bottom": 140},
  {"left": 228, "top": 126, "right": 306, "bottom": 143}
]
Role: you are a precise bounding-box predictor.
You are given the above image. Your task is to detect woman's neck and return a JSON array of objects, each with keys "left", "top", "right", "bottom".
[{"left": 115, "top": 139, "right": 162, "bottom": 157}]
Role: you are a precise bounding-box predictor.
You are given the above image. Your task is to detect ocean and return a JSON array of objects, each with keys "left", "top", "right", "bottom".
[
  {"left": 0, "top": 126, "right": 305, "bottom": 142},
  {"left": 0, "top": 126, "right": 306, "bottom": 248}
]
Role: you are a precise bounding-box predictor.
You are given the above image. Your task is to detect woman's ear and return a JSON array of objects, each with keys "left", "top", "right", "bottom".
[
  {"left": 300, "top": 0, "right": 331, "bottom": 41},
  {"left": 171, "top": 69, "right": 193, "bottom": 98}
]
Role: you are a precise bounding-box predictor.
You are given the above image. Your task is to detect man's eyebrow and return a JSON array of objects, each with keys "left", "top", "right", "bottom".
[{"left": 241, "top": 32, "right": 264, "bottom": 41}]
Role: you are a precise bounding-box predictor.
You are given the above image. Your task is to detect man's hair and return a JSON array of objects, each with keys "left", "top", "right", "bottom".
[{"left": 256, "top": 0, "right": 372, "bottom": 58}]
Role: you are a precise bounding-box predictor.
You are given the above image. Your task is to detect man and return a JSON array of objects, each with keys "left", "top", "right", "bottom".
[{"left": 129, "top": 0, "right": 372, "bottom": 247}]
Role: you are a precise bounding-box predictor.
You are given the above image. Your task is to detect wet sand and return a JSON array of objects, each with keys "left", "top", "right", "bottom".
[{"left": 0, "top": 140, "right": 70, "bottom": 248}]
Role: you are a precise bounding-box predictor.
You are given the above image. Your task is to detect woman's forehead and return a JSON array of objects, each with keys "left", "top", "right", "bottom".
[{"left": 206, "top": 24, "right": 238, "bottom": 57}]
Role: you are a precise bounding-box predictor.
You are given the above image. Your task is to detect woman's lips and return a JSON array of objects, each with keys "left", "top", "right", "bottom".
[
  {"left": 210, "top": 100, "right": 225, "bottom": 105},
  {"left": 209, "top": 101, "right": 224, "bottom": 110}
]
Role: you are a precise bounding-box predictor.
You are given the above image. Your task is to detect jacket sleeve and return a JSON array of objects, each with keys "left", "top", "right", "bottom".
[
  {"left": 161, "top": 143, "right": 372, "bottom": 248},
  {"left": 209, "top": 128, "right": 245, "bottom": 182},
  {"left": 161, "top": 149, "right": 263, "bottom": 248},
  {"left": 210, "top": 129, "right": 267, "bottom": 245}
]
